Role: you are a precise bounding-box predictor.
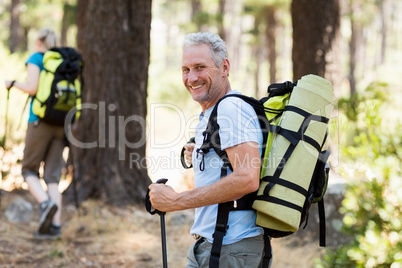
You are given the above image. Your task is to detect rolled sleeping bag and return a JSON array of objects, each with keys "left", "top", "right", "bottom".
[{"left": 252, "top": 74, "right": 334, "bottom": 232}]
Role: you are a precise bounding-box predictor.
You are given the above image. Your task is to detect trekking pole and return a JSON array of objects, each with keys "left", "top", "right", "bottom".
[
  {"left": 1, "top": 81, "right": 14, "bottom": 149},
  {"left": 1, "top": 81, "right": 14, "bottom": 210},
  {"left": 16, "top": 95, "right": 30, "bottom": 131},
  {"left": 160, "top": 203, "right": 168, "bottom": 268},
  {"left": 145, "top": 178, "right": 169, "bottom": 268}
]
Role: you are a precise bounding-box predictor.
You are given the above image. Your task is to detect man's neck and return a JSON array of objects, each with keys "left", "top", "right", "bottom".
[{"left": 201, "top": 84, "right": 231, "bottom": 113}]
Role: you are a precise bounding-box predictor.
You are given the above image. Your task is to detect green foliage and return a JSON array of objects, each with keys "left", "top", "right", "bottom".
[
  {"left": 317, "top": 82, "right": 402, "bottom": 268},
  {"left": 1, "top": 0, "right": 76, "bottom": 52},
  {"left": 338, "top": 81, "right": 388, "bottom": 122},
  {"left": 318, "top": 174, "right": 402, "bottom": 267},
  {"left": 20, "top": 0, "right": 65, "bottom": 30},
  {"left": 63, "top": 2, "right": 77, "bottom": 27}
]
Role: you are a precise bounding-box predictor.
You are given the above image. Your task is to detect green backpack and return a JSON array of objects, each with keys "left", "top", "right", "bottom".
[
  {"left": 181, "top": 75, "right": 333, "bottom": 268},
  {"left": 32, "top": 47, "right": 83, "bottom": 126}
]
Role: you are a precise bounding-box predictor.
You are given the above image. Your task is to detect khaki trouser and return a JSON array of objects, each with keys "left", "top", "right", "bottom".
[
  {"left": 22, "top": 121, "right": 65, "bottom": 184},
  {"left": 186, "top": 234, "right": 271, "bottom": 268}
]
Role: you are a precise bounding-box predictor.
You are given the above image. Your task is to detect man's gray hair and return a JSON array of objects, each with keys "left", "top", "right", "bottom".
[{"left": 183, "top": 32, "right": 228, "bottom": 67}]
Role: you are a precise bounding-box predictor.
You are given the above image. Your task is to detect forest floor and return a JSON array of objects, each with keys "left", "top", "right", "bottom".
[
  {"left": 0, "top": 188, "right": 325, "bottom": 268},
  {"left": 0, "top": 189, "right": 194, "bottom": 268}
]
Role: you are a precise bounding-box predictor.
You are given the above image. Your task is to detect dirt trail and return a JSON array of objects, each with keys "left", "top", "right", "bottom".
[{"left": 0, "top": 190, "right": 322, "bottom": 268}]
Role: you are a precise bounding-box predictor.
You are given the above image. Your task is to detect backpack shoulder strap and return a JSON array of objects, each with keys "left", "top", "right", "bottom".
[
  {"left": 204, "top": 94, "right": 265, "bottom": 268},
  {"left": 206, "top": 84, "right": 295, "bottom": 268},
  {"left": 196, "top": 94, "right": 267, "bottom": 169}
]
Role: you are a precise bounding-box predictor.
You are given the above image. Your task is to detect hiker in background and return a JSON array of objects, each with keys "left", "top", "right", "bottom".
[
  {"left": 4, "top": 28, "right": 63, "bottom": 240},
  {"left": 148, "top": 32, "right": 269, "bottom": 267}
]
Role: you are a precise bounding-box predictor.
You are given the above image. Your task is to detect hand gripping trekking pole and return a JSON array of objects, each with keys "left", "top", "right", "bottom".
[{"left": 145, "top": 178, "right": 169, "bottom": 268}]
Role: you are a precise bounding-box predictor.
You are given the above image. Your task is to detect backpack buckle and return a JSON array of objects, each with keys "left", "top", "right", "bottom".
[{"left": 214, "top": 223, "right": 228, "bottom": 236}]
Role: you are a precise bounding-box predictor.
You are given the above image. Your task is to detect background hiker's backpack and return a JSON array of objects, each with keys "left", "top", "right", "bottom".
[
  {"left": 181, "top": 74, "right": 334, "bottom": 268},
  {"left": 32, "top": 47, "right": 83, "bottom": 126}
]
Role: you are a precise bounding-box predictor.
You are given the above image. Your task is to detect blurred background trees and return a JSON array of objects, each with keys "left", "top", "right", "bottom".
[{"left": 0, "top": 0, "right": 401, "bottom": 266}]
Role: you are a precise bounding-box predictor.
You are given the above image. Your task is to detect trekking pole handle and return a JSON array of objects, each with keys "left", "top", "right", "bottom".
[
  {"left": 145, "top": 178, "right": 168, "bottom": 216},
  {"left": 156, "top": 178, "right": 168, "bottom": 184}
]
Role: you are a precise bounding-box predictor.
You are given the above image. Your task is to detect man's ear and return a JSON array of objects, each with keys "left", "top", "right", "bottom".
[{"left": 221, "top": 59, "right": 230, "bottom": 77}]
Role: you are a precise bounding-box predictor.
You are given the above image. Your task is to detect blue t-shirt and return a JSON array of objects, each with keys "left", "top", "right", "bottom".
[
  {"left": 190, "top": 90, "right": 264, "bottom": 245},
  {"left": 25, "top": 52, "right": 44, "bottom": 122}
]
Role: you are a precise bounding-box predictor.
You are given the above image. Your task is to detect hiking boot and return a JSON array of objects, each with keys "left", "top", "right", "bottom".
[
  {"left": 34, "top": 224, "right": 61, "bottom": 240},
  {"left": 38, "top": 200, "right": 58, "bottom": 234}
]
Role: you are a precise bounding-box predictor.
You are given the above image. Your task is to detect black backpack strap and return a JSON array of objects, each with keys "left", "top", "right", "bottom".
[
  {"left": 201, "top": 93, "right": 281, "bottom": 267},
  {"left": 313, "top": 150, "right": 330, "bottom": 247},
  {"left": 318, "top": 198, "right": 326, "bottom": 247},
  {"left": 208, "top": 134, "right": 232, "bottom": 268},
  {"left": 262, "top": 229, "right": 273, "bottom": 268},
  {"left": 209, "top": 201, "right": 231, "bottom": 268},
  {"left": 196, "top": 102, "right": 219, "bottom": 171}
]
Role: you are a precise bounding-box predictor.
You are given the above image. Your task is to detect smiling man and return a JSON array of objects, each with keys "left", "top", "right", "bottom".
[{"left": 148, "top": 32, "right": 269, "bottom": 267}]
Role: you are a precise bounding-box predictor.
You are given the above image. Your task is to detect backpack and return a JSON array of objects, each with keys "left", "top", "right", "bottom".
[
  {"left": 181, "top": 74, "right": 333, "bottom": 268},
  {"left": 32, "top": 47, "right": 84, "bottom": 126}
]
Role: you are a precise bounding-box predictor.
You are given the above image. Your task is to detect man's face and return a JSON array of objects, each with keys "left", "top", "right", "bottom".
[{"left": 182, "top": 44, "right": 228, "bottom": 108}]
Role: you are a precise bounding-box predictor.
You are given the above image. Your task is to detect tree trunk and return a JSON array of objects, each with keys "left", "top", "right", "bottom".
[
  {"left": 224, "top": 0, "right": 243, "bottom": 75},
  {"left": 61, "top": 3, "right": 69, "bottom": 46},
  {"left": 252, "top": 43, "right": 262, "bottom": 98},
  {"left": 291, "top": 0, "right": 340, "bottom": 81},
  {"left": 379, "top": 0, "right": 387, "bottom": 64},
  {"left": 191, "top": 0, "right": 202, "bottom": 31},
  {"left": 264, "top": 6, "right": 277, "bottom": 84},
  {"left": 60, "top": 2, "right": 76, "bottom": 46},
  {"left": 9, "top": 0, "right": 20, "bottom": 53},
  {"left": 349, "top": 14, "right": 359, "bottom": 96},
  {"left": 20, "top": 26, "right": 29, "bottom": 52},
  {"left": 218, "top": 0, "right": 226, "bottom": 41},
  {"left": 65, "top": 0, "right": 152, "bottom": 206}
]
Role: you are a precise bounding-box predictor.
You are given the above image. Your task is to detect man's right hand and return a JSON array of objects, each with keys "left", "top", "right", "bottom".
[{"left": 183, "top": 142, "right": 195, "bottom": 166}]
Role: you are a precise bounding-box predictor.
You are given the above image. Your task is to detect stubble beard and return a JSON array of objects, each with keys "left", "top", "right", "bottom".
[{"left": 193, "top": 82, "right": 219, "bottom": 104}]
